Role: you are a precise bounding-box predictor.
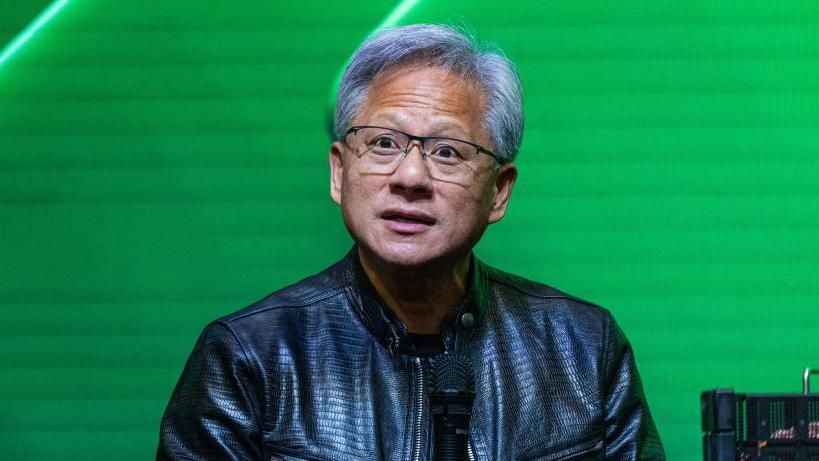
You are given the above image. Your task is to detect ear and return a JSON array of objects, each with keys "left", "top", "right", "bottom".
[
  {"left": 329, "top": 141, "right": 345, "bottom": 205},
  {"left": 488, "top": 162, "right": 518, "bottom": 224}
]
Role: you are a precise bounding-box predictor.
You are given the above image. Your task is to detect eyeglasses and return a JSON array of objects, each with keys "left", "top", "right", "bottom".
[{"left": 343, "top": 125, "right": 503, "bottom": 183}]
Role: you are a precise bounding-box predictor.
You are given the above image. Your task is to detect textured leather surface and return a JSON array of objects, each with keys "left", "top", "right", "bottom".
[{"left": 158, "top": 249, "right": 665, "bottom": 460}]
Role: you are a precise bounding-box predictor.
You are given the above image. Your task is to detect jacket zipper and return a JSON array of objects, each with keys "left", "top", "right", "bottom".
[
  {"left": 550, "top": 439, "right": 604, "bottom": 461},
  {"left": 412, "top": 357, "right": 425, "bottom": 461},
  {"left": 467, "top": 441, "right": 476, "bottom": 461}
]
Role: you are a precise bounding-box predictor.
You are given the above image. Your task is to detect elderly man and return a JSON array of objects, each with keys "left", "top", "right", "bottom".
[{"left": 158, "top": 24, "right": 665, "bottom": 460}]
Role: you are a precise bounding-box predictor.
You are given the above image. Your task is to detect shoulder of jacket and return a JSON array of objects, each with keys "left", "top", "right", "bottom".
[
  {"left": 217, "top": 257, "right": 350, "bottom": 325},
  {"left": 481, "top": 262, "right": 613, "bottom": 322}
]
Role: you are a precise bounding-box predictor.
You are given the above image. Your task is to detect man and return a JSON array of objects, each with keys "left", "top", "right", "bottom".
[{"left": 158, "top": 24, "right": 665, "bottom": 460}]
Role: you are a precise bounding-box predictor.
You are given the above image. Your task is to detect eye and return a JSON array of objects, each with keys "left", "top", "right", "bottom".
[
  {"left": 368, "top": 135, "right": 402, "bottom": 153},
  {"left": 430, "top": 143, "right": 464, "bottom": 162}
]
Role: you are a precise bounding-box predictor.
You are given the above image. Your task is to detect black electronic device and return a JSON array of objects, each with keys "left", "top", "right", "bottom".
[{"left": 702, "top": 368, "right": 819, "bottom": 461}]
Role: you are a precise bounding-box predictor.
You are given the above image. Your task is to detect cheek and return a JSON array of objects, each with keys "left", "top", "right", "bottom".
[
  {"left": 439, "top": 187, "right": 493, "bottom": 233},
  {"left": 341, "top": 171, "right": 380, "bottom": 214},
  {"left": 467, "top": 180, "right": 497, "bottom": 211},
  {"left": 341, "top": 168, "right": 364, "bottom": 198}
]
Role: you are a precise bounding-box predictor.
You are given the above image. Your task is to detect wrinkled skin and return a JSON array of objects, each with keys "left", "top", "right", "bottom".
[{"left": 329, "top": 65, "right": 518, "bottom": 273}]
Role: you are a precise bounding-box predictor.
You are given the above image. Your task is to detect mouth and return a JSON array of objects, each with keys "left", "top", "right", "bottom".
[{"left": 380, "top": 209, "right": 436, "bottom": 233}]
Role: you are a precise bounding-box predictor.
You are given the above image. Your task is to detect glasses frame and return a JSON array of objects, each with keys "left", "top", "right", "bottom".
[{"left": 343, "top": 125, "right": 505, "bottom": 166}]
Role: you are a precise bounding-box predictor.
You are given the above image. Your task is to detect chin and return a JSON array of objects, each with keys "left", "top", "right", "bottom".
[
  {"left": 373, "top": 243, "right": 435, "bottom": 267},
  {"left": 364, "top": 239, "right": 469, "bottom": 271}
]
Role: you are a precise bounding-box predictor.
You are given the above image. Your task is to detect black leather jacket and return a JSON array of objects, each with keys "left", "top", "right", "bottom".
[{"left": 158, "top": 250, "right": 665, "bottom": 460}]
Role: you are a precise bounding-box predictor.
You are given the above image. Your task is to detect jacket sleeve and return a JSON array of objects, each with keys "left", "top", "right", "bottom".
[
  {"left": 157, "top": 321, "right": 263, "bottom": 460},
  {"left": 602, "top": 314, "right": 666, "bottom": 460}
]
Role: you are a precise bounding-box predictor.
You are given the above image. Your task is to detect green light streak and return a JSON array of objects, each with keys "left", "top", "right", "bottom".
[
  {"left": 326, "top": 0, "right": 423, "bottom": 136},
  {"left": 375, "top": 0, "right": 421, "bottom": 29},
  {"left": 0, "top": 0, "right": 72, "bottom": 69}
]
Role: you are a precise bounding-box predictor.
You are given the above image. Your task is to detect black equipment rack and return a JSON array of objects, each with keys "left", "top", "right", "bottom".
[{"left": 702, "top": 368, "right": 819, "bottom": 461}]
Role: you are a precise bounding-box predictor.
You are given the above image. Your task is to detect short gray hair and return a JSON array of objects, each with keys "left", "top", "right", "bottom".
[{"left": 333, "top": 24, "right": 524, "bottom": 162}]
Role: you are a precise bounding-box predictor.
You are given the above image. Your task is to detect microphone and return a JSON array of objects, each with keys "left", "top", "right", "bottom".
[{"left": 429, "top": 352, "right": 474, "bottom": 461}]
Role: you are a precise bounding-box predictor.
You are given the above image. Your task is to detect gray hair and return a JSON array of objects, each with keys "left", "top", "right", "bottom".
[{"left": 333, "top": 24, "right": 524, "bottom": 162}]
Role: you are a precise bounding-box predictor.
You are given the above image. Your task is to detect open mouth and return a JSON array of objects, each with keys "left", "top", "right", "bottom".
[
  {"left": 380, "top": 209, "right": 436, "bottom": 234},
  {"left": 381, "top": 210, "right": 436, "bottom": 225}
]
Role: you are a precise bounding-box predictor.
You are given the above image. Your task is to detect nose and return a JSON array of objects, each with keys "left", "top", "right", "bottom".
[{"left": 389, "top": 142, "right": 433, "bottom": 198}]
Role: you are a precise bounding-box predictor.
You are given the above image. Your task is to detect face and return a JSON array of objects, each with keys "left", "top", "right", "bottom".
[{"left": 329, "top": 65, "right": 517, "bottom": 270}]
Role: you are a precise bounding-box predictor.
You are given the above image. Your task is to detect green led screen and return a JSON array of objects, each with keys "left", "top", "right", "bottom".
[{"left": 1, "top": 1, "right": 818, "bottom": 459}]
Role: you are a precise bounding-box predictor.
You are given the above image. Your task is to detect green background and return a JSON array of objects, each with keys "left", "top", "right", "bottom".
[{"left": 1, "top": 1, "right": 818, "bottom": 459}]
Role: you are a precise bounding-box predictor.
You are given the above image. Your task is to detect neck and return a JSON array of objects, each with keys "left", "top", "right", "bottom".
[{"left": 358, "top": 247, "right": 471, "bottom": 334}]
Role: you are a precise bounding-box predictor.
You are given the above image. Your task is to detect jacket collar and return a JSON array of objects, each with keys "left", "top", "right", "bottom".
[{"left": 340, "top": 246, "right": 489, "bottom": 356}]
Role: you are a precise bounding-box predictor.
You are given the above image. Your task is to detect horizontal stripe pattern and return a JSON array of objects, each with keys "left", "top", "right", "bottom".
[{"left": 2, "top": 1, "right": 819, "bottom": 459}]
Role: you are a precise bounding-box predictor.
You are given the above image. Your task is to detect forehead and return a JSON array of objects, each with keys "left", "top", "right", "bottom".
[{"left": 355, "top": 65, "right": 487, "bottom": 140}]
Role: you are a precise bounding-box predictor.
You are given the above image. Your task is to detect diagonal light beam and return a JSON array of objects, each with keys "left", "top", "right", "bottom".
[
  {"left": 326, "top": 0, "right": 422, "bottom": 137},
  {"left": 374, "top": 0, "right": 421, "bottom": 30},
  {"left": 330, "top": 0, "right": 422, "bottom": 88},
  {"left": 0, "top": 0, "right": 72, "bottom": 69}
]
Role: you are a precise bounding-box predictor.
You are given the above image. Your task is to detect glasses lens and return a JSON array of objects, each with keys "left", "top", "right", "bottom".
[
  {"left": 364, "top": 128, "right": 404, "bottom": 156},
  {"left": 425, "top": 138, "right": 484, "bottom": 181},
  {"left": 350, "top": 127, "right": 406, "bottom": 172}
]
